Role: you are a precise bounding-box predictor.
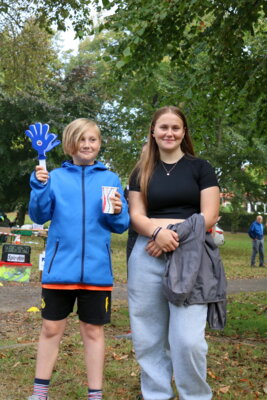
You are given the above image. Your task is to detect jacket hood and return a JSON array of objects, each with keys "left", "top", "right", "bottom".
[{"left": 62, "top": 160, "right": 108, "bottom": 171}]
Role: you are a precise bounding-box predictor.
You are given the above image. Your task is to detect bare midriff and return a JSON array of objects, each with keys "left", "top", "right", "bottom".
[{"left": 150, "top": 218, "right": 185, "bottom": 229}]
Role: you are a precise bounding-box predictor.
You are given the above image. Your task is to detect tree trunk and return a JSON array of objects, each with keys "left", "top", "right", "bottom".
[{"left": 15, "top": 202, "right": 27, "bottom": 227}]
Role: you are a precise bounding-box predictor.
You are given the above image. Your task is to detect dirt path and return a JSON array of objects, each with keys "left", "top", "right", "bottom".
[
  {"left": 0, "top": 282, "right": 128, "bottom": 312},
  {"left": 226, "top": 277, "right": 267, "bottom": 294},
  {"left": 0, "top": 278, "right": 266, "bottom": 313}
]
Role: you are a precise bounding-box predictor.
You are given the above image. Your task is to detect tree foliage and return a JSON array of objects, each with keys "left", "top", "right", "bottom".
[
  {"left": 0, "top": 93, "right": 61, "bottom": 224},
  {"left": 0, "top": 1, "right": 266, "bottom": 221},
  {"left": 98, "top": 0, "right": 266, "bottom": 80},
  {"left": 0, "top": 0, "right": 93, "bottom": 37},
  {"left": 95, "top": 1, "right": 267, "bottom": 136},
  {"left": 0, "top": 20, "right": 106, "bottom": 222},
  {"left": 68, "top": 27, "right": 267, "bottom": 202},
  {"left": 88, "top": 2, "right": 267, "bottom": 205},
  {"left": 0, "top": 19, "right": 60, "bottom": 95}
]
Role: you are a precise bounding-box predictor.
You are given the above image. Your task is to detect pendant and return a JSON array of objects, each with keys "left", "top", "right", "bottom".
[{"left": 167, "top": 173, "right": 170, "bottom": 176}]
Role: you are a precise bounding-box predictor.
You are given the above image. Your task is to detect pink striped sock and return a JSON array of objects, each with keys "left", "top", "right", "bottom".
[
  {"left": 33, "top": 378, "right": 50, "bottom": 399},
  {"left": 88, "top": 389, "right": 102, "bottom": 399}
]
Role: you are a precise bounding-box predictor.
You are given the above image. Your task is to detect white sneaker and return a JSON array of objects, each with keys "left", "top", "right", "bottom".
[{"left": 28, "top": 396, "right": 49, "bottom": 400}]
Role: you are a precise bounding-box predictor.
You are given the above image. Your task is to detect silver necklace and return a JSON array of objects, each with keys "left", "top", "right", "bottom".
[{"left": 161, "top": 160, "right": 178, "bottom": 176}]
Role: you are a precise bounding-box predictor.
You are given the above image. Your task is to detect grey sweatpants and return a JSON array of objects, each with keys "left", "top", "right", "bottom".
[
  {"left": 128, "top": 235, "right": 212, "bottom": 400},
  {"left": 251, "top": 238, "right": 264, "bottom": 266}
]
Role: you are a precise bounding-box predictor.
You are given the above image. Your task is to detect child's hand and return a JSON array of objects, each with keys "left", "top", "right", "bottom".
[
  {"left": 35, "top": 165, "right": 49, "bottom": 183},
  {"left": 109, "top": 191, "right": 122, "bottom": 214}
]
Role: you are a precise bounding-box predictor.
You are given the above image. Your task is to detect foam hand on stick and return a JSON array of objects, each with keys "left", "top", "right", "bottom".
[{"left": 25, "top": 122, "right": 61, "bottom": 170}]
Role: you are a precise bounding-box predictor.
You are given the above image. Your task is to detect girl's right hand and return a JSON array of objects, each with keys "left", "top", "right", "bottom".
[
  {"left": 35, "top": 165, "right": 49, "bottom": 183},
  {"left": 154, "top": 228, "right": 179, "bottom": 253}
]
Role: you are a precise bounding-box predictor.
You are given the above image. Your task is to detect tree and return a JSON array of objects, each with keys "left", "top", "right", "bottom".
[
  {"left": 94, "top": 1, "right": 267, "bottom": 134},
  {"left": 0, "top": 26, "right": 108, "bottom": 223},
  {"left": 0, "top": 93, "right": 64, "bottom": 225},
  {"left": 0, "top": 18, "right": 64, "bottom": 223},
  {"left": 0, "top": 18, "right": 60, "bottom": 95},
  {"left": 70, "top": 32, "right": 180, "bottom": 180},
  {"left": 97, "top": 0, "right": 266, "bottom": 78},
  {"left": 66, "top": 26, "right": 267, "bottom": 195}
]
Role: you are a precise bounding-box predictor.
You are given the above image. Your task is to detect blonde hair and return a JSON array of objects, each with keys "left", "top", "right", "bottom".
[
  {"left": 133, "top": 106, "right": 195, "bottom": 204},
  {"left": 62, "top": 118, "right": 101, "bottom": 156}
]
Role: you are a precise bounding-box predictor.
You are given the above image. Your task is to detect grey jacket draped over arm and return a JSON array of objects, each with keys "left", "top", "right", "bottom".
[{"left": 163, "top": 213, "right": 227, "bottom": 329}]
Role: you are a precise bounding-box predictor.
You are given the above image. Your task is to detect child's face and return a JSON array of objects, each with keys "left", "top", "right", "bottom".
[{"left": 72, "top": 128, "right": 101, "bottom": 166}]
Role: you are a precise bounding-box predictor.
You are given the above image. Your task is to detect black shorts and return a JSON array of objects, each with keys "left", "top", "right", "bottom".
[{"left": 41, "top": 288, "right": 111, "bottom": 325}]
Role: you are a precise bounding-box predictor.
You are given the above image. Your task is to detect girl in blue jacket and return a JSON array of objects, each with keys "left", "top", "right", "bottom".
[{"left": 27, "top": 118, "right": 129, "bottom": 400}]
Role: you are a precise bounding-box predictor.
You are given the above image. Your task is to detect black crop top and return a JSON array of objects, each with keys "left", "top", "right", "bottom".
[{"left": 129, "top": 155, "right": 219, "bottom": 219}]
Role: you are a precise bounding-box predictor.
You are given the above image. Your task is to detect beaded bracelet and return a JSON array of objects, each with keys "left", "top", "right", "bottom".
[
  {"left": 152, "top": 226, "right": 162, "bottom": 241},
  {"left": 151, "top": 226, "right": 160, "bottom": 239}
]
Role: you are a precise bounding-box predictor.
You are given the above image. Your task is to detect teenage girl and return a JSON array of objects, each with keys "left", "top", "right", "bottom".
[{"left": 128, "top": 106, "right": 220, "bottom": 400}]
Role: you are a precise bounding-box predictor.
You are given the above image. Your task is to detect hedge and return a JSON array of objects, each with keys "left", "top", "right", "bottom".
[{"left": 219, "top": 211, "right": 267, "bottom": 233}]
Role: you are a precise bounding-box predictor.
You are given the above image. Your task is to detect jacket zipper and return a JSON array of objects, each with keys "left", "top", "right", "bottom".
[
  {"left": 81, "top": 167, "right": 85, "bottom": 282},
  {"left": 106, "top": 243, "right": 113, "bottom": 276},
  {"left": 48, "top": 241, "right": 59, "bottom": 273}
]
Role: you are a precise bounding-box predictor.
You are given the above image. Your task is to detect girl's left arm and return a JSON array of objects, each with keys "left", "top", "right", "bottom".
[{"left": 200, "top": 186, "right": 220, "bottom": 230}]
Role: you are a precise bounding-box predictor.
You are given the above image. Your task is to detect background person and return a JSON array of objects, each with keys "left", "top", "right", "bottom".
[
  {"left": 27, "top": 118, "right": 129, "bottom": 400},
  {"left": 127, "top": 106, "right": 220, "bottom": 400},
  {"left": 248, "top": 215, "right": 265, "bottom": 267}
]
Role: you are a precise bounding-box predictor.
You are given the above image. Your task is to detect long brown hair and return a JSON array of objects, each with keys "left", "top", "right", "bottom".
[{"left": 133, "top": 106, "right": 195, "bottom": 204}]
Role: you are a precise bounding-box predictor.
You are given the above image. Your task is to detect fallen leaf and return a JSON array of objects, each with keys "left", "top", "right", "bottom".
[
  {"left": 208, "top": 369, "right": 217, "bottom": 379},
  {"left": 219, "top": 386, "right": 230, "bottom": 394},
  {"left": 112, "top": 352, "right": 129, "bottom": 360},
  {"left": 27, "top": 306, "right": 40, "bottom": 312},
  {"left": 12, "top": 361, "right": 21, "bottom": 368}
]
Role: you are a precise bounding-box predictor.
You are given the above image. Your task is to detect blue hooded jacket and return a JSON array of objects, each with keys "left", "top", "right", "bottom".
[
  {"left": 248, "top": 221, "right": 264, "bottom": 240},
  {"left": 29, "top": 161, "right": 129, "bottom": 286}
]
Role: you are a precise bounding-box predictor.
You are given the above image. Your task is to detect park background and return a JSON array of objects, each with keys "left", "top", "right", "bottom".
[{"left": 0, "top": 1, "right": 266, "bottom": 399}]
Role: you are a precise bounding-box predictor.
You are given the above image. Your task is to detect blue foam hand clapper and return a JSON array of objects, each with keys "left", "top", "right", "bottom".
[{"left": 25, "top": 122, "right": 61, "bottom": 162}]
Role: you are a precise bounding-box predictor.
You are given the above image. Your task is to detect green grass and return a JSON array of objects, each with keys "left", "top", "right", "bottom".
[
  {"left": 208, "top": 292, "right": 267, "bottom": 338},
  {"left": 0, "top": 294, "right": 266, "bottom": 399},
  {"left": 219, "top": 232, "right": 267, "bottom": 279}
]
